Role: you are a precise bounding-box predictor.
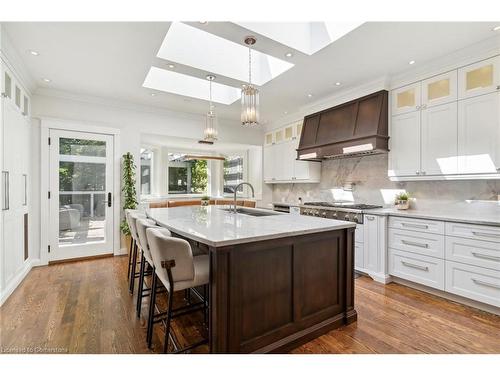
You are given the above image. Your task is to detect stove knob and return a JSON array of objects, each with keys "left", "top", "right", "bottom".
[
  {"left": 322, "top": 211, "right": 327, "bottom": 218},
  {"left": 344, "top": 213, "right": 351, "bottom": 221},
  {"left": 314, "top": 210, "right": 320, "bottom": 216},
  {"left": 332, "top": 212, "right": 338, "bottom": 219},
  {"left": 353, "top": 214, "right": 360, "bottom": 223}
]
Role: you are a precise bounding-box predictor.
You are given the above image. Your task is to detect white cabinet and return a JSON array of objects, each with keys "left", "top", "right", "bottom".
[
  {"left": 361, "top": 214, "right": 388, "bottom": 282},
  {"left": 391, "top": 82, "right": 421, "bottom": 115},
  {"left": 389, "top": 55, "right": 500, "bottom": 180},
  {"left": 389, "top": 111, "right": 421, "bottom": 176},
  {"left": 263, "top": 122, "right": 321, "bottom": 184},
  {"left": 389, "top": 249, "right": 445, "bottom": 290},
  {"left": 422, "top": 71, "right": 457, "bottom": 108},
  {"left": 457, "top": 91, "right": 500, "bottom": 174},
  {"left": 458, "top": 56, "right": 500, "bottom": 99},
  {"left": 421, "top": 101, "right": 458, "bottom": 175}
]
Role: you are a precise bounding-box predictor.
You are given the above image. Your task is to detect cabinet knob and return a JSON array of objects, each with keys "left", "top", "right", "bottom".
[
  {"left": 415, "top": 105, "right": 420, "bottom": 110},
  {"left": 496, "top": 85, "right": 500, "bottom": 90},
  {"left": 416, "top": 171, "right": 420, "bottom": 175}
]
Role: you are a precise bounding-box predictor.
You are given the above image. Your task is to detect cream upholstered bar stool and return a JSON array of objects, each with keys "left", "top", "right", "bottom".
[
  {"left": 146, "top": 227, "right": 209, "bottom": 353},
  {"left": 135, "top": 218, "right": 161, "bottom": 320},
  {"left": 128, "top": 212, "right": 147, "bottom": 293},
  {"left": 125, "top": 209, "right": 141, "bottom": 280}
]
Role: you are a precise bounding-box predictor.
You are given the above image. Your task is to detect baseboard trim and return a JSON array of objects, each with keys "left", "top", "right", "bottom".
[
  {"left": 0, "top": 260, "right": 33, "bottom": 306},
  {"left": 391, "top": 276, "right": 500, "bottom": 316},
  {"left": 48, "top": 253, "right": 113, "bottom": 265},
  {"left": 115, "top": 247, "right": 128, "bottom": 256}
]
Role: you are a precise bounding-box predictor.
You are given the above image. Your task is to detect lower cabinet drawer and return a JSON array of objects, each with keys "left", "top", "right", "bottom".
[
  {"left": 354, "top": 242, "right": 364, "bottom": 269},
  {"left": 388, "top": 228, "right": 444, "bottom": 259},
  {"left": 445, "top": 236, "right": 500, "bottom": 271},
  {"left": 445, "top": 222, "right": 500, "bottom": 242},
  {"left": 445, "top": 261, "right": 500, "bottom": 307},
  {"left": 389, "top": 249, "right": 445, "bottom": 290}
]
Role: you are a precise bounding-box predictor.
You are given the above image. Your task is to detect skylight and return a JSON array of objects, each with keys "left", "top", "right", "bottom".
[
  {"left": 143, "top": 67, "right": 240, "bottom": 105},
  {"left": 157, "top": 22, "right": 294, "bottom": 86},
  {"left": 235, "top": 22, "right": 363, "bottom": 55}
]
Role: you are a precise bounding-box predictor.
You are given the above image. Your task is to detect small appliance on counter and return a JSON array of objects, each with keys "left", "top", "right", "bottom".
[{"left": 272, "top": 202, "right": 301, "bottom": 215}]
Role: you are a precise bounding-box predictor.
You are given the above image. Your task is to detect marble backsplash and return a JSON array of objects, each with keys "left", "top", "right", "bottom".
[{"left": 273, "top": 154, "right": 500, "bottom": 207}]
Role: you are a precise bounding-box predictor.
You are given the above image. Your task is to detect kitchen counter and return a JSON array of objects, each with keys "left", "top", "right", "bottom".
[
  {"left": 146, "top": 205, "right": 357, "bottom": 353},
  {"left": 368, "top": 201, "right": 500, "bottom": 226},
  {"left": 147, "top": 205, "right": 355, "bottom": 247}
]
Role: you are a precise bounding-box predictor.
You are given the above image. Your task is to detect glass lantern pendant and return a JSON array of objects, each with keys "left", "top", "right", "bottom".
[
  {"left": 204, "top": 75, "right": 218, "bottom": 142},
  {"left": 241, "top": 36, "right": 259, "bottom": 127}
]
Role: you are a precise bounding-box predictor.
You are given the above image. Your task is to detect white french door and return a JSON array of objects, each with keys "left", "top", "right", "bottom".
[{"left": 48, "top": 129, "right": 114, "bottom": 262}]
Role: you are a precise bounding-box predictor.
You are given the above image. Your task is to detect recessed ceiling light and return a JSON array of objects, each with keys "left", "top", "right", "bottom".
[
  {"left": 198, "top": 21, "right": 208, "bottom": 24},
  {"left": 285, "top": 52, "right": 293, "bottom": 58},
  {"left": 307, "top": 93, "right": 313, "bottom": 98},
  {"left": 335, "top": 82, "right": 341, "bottom": 86},
  {"left": 151, "top": 93, "right": 156, "bottom": 97},
  {"left": 28, "top": 50, "right": 39, "bottom": 56},
  {"left": 42, "top": 78, "right": 51, "bottom": 83},
  {"left": 408, "top": 60, "right": 416, "bottom": 65},
  {"left": 284, "top": 111, "right": 288, "bottom": 114},
  {"left": 493, "top": 26, "right": 500, "bottom": 31},
  {"left": 167, "top": 64, "right": 175, "bottom": 69}
]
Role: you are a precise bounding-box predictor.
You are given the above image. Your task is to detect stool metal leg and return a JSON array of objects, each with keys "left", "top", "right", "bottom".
[
  {"left": 136, "top": 252, "right": 146, "bottom": 318},
  {"left": 163, "top": 287, "right": 174, "bottom": 354},
  {"left": 147, "top": 271, "right": 157, "bottom": 349},
  {"left": 129, "top": 241, "right": 138, "bottom": 294},
  {"left": 127, "top": 237, "right": 134, "bottom": 280}
]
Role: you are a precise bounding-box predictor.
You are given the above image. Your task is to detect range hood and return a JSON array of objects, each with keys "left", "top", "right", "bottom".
[{"left": 297, "top": 90, "right": 389, "bottom": 160}]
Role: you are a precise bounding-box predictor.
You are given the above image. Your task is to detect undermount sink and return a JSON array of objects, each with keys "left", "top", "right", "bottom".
[{"left": 220, "top": 207, "right": 280, "bottom": 217}]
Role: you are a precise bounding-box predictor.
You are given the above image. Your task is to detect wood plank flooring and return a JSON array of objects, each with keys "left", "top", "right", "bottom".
[{"left": 0, "top": 255, "right": 499, "bottom": 354}]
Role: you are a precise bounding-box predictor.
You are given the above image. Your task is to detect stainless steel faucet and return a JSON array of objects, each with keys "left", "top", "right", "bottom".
[{"left": 233, "top": 182, "right": 255, "bottom": 213}]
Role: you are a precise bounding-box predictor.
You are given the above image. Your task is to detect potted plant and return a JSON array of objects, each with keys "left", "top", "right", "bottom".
[
  {"left": 120, "top": 152, "right": 138, "bottom": 251},
  {"left": 395, "top": 192, "right": 410, "bottom": 210},
  {"left": 201, "top": 195, "right": 210, "bottom": 206}
]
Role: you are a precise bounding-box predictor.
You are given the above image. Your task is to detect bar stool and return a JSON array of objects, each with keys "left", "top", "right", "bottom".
[
  {"left": 146, "top": 227, "right": 209, "bottom": 354},
  {"left": 124, "top": 209, "right": 141, "bottom": 280},
  {"left": 128, "top": 212, "right": 146, "bottom": 293}
]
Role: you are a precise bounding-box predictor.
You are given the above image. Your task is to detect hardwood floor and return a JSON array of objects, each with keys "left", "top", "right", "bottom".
[{"left": 1, "top": 255, "right": 499, "bottom": 354}]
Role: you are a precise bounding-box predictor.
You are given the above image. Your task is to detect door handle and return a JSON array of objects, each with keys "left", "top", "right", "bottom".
[
  {"left": 2, "top": 171, "right": 9, "bottom": 210},
  {"left": 107, "top": 192, "right": 112, "bottom": 207}
]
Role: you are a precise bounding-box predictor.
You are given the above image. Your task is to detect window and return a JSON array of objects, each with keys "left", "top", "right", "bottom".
[
  {"left": 168, "top": 153, "right": 207, "bottom": 195},
  {"left": 140, "top": 149, "right": 153, "bottom": 195},
  {"left": 224, "top": 156, "right": 244, "bottom": 195}
]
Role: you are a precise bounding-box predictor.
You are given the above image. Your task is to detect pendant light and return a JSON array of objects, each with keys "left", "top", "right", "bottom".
[
  {"left": 203, "top": 75, "right": 218, "bottom": 143},
  {"left": 241, "top": 36, "right": 259, "bottom": 127}
]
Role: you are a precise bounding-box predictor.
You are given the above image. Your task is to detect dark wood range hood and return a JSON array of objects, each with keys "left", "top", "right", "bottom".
[{"left": 297, "top": 90, "right": 389, "bottom": 160}]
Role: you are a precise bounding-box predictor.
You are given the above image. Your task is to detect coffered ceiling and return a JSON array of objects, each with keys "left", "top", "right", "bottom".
[{"left": 3, "top": 22, "right": 499, "bottom": 124}]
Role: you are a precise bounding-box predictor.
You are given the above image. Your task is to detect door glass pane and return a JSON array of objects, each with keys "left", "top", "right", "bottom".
[
  {"left": 466, "top": 64, "right": 493, "bottom": 91},
  {"left": 285, "top": 126, "right": 293, "bottom": 140},
  {"left": 15, "top": 86, "right": 21, "bottom": 108},
  {"left": 428, "top": 78, "right": 450, "bottom": 100},
  {"left": 58, "top": 138, "right": 107, "bottom": 246},
  {"left": 397, "top": 89, "right": 415, "bottom": 108},
  {"left": 275, "top": 130, "right": 284, "bottom": 143},
  {"left": 296, "top": 123, "right": 303, "bottom": 137},
  {"left": 4, "top": 72, "right": 12, "bottom": 98},
  {"left": 265, "top": 133, "right": 273, "bottom": 144}
]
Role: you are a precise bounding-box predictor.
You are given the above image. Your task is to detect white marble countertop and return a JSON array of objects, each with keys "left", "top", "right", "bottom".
[
  {"left": 367, "top": 201, "right": 500, "bottom": 226},
  {"left": 146, "top": 205, "right": 355, "bottom": 247}
]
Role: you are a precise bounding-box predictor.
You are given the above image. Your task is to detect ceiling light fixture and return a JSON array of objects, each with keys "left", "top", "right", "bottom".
[
  {"left": 285, "top": 52, "right": 293, "bottom": 58},
  {"left": 151, "top": 93, "right": 156, "bottom": 97},
  {"left": 167, "top": 64, "right": 175, "bottom": 69},
  {"left": 198, "top": 21, "right": 208, "bottom": 24},
  {"left": 408, "top": 60, "right": 416, "bottom": 65},
  {"left": 42, "top": 78, "right": 51, "bottom": 83},
  {"left": 29, "top": 50, "right": 39, "bottom": 56},
  {"left": 241, "top": 36, "right": 259, "bottom": 127},
  {"left": 335, "top": 82, "right": 341, "bottom": 86},
  {"left": 204, "top": 75, "right": 218, "bottom": 143},
  {"left": 493, "top": 26, "right": 500, "bottom": 31},
  {"left": 307, "top": 93, "right": 313, "bottom": 98}
]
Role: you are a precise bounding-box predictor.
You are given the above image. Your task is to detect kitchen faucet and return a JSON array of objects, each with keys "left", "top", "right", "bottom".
[{"left": 233, "top": 182, "right": 255, "bottom": 213}]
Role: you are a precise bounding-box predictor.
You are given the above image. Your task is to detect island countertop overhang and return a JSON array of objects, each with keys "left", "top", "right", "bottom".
[{"left": 146, "top": 206, "right": 356, "bottom": 247}]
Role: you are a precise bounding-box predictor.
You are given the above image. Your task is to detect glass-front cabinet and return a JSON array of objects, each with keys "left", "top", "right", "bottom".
[
  {"left": 422, "top": 71, "right": 457, "bottom": 108},
  {"left": 391, "top": 82, "right": 421, "bottom": 115},
  {"left": 458, "top": 56, "right": 500, "bottom": 99}
]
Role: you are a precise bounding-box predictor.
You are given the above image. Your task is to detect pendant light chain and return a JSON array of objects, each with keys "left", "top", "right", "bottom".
[{"left": 248, "top": 45, "right": 252, "bottom": 85}]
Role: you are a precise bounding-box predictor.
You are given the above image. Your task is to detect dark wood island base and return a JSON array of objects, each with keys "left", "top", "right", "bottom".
[{"left": 208, "top": 227, "right": 357, "bottom": 353}]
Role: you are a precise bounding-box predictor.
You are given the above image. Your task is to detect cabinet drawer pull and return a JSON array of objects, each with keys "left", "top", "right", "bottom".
[
  {"left": 471, "top": 252, "right": 500, "bottom": 261},
  {"left": 401, "top": 223, "right": 428, "bottom": 229},
  {"left": 401, "top": 240, "right": 429, "bottom": 248},
  {"left": 471, "top": 231, "right": 500, "bottom": 238},
  {"left": 401, "top": 261, "right": 429, "bottom": 271},
  {"left": 366, "top": 216, "right": 375, "bottom": 221},
  {"left": 472, "top": 278, "right": 500, "bottom": 290}
]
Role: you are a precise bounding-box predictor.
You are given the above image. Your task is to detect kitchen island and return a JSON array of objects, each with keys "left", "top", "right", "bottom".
[{"left": 147, "top": 205, "right": 357, "bottom": 353}]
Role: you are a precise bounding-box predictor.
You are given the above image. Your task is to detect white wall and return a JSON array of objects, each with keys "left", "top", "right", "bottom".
[{"left": 30, "top": 92, "right": 264, "bottom": 261}]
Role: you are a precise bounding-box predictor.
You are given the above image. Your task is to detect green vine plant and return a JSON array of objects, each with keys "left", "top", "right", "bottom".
[{"left": 120, "top": 152, "right": 138, "bottom": 235}]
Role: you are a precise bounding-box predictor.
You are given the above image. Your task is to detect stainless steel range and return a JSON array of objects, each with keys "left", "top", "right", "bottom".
[{"left": 300, "top": 202, "right": 382, "bottom": 224}]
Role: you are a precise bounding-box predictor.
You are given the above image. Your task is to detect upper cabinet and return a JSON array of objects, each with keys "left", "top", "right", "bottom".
[
  {"left": 263, "top": 121, "right": 321, "bottom": 184},
  {"left": 391, "top": 82, "right": 421, "bottom": 115},
  {"left": 422, "top": 71, "right": 457, "bottom": 108},
  {"left": 458, "top": 56, "right": 500, "bottom": 99},
  {"left": 389, "top": 54, "right": 500, "bottom": 180}
]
